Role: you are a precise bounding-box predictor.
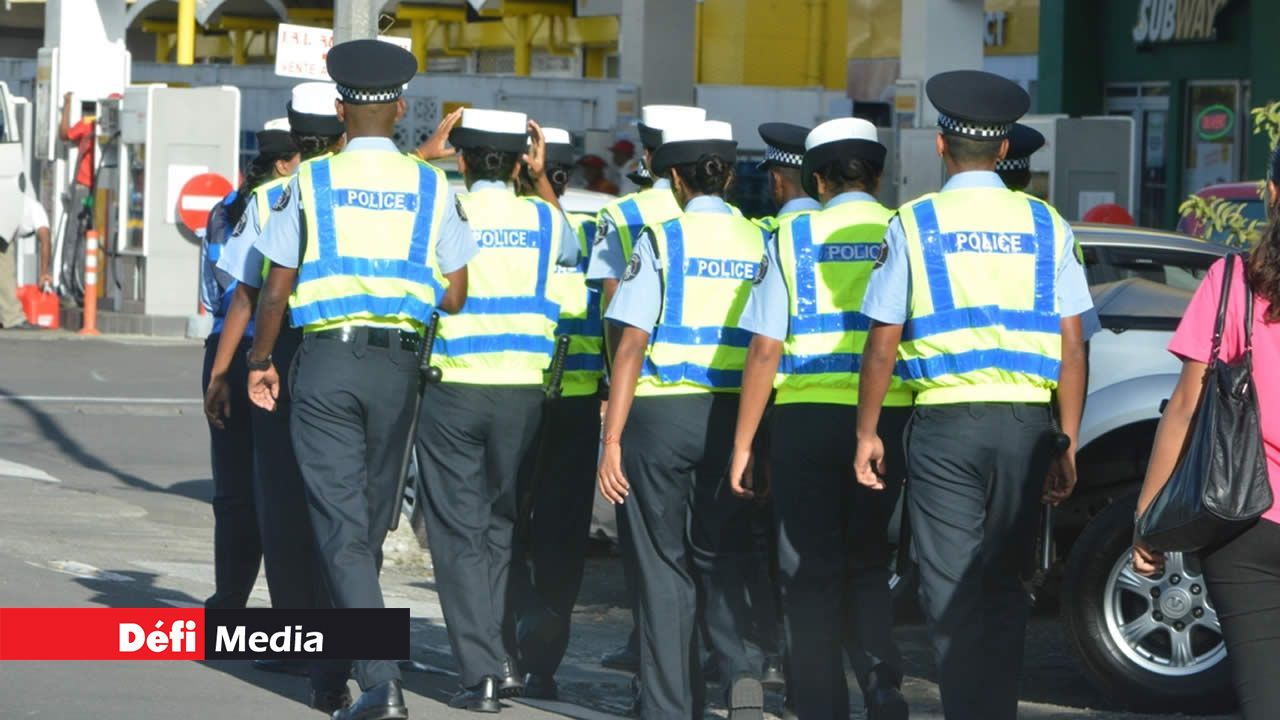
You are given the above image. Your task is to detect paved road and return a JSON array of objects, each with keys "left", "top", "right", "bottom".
[{"left": 0, "top": 331, "right": 1238, "bottom": 719}]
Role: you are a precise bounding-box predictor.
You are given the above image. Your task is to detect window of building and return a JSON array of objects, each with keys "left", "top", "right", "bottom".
[{"left": 1184, "top": 81, "right": 1244, "bottom": 196}]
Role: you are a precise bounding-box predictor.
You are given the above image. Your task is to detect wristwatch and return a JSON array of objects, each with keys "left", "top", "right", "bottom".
[{"left": 245, "top": 351, "right": 273, "bottom": 371}]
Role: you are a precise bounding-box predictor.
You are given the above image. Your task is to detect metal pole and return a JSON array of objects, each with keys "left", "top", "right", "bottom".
[
  {"left": 334, "top": 0, "right": 380, "bottom": 44},
  {"left": 175, "top": 0, "right": 196, "bottom": 65}
]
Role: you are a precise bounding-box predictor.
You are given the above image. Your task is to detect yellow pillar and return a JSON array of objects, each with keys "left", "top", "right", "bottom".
[
  {"left": 694, "top": 1, "right": 702, "bottom": 84},
  {"left": 805, "top": 0, "right": 826, "bottom": 86},
  {"left": 512, "top": 15, "right": 532, "bottom": 76},
  {"left": 176, "top": 0, "right": 197, "bottom": 65},
  {"left": 411, "top": 20, "right": 431, "bottom": 72},
  {"left": 155, "top": 33, "right": 171, "bottom": 63}
]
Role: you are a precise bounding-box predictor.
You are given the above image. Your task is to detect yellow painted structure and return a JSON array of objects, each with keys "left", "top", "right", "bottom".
[{"left": 138, "top": 0, "right": 1038, "bottom": 86}]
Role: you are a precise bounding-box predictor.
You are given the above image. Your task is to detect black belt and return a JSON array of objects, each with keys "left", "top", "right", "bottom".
[{"left": 312, "top": 326, "right": 422, "bottom": 352}]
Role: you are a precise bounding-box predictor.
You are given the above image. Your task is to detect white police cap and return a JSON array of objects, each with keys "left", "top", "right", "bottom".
[
  {"left": 800, "top": 117, "right": 887, "bottom": 199},
  {"left": 639, "top": 105, "right": 707, "bottom": 149},
  {"left": 450, "top": 108, "right": 529, "bottom": 153}
]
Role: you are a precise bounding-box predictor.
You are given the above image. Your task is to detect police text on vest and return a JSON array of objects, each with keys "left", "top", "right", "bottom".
[
  {"left": 687, "top": 257, "right": 759, "bottom": 280},
  {"left": 949, "top": 232, "right": 1034, "bottom": 254},
  {"left": 477, "top": 229, "right": 534, "bottom": 249},
  {"left": 819, "top": 243, "right": 879, "bottom": 263},
  {"left": 336, "top": 190, "right": 419, "bottom": 212}
]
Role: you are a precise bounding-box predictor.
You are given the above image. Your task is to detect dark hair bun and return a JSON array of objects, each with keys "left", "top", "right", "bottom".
[{"left": 700, "top": 155, "right": 726, "bottom": 178}]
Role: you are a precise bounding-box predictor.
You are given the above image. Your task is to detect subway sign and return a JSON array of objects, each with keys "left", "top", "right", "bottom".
[{"left": 1133, "top": 0, "right": 1231, "bottom": 45}]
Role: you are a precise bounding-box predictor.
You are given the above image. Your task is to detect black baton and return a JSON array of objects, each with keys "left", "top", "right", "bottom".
[
  {"left": 390, "top": 312, "right": 442, "bottom": 532},
  {"left": 515, "top": 335, "right": 573, "bottom": 548},
  {"left": 1031, "top": 431, "right": 1073, "bottom": 589},
  {"left": 545, "top": 335, "right": 572, "bottom": 400}
]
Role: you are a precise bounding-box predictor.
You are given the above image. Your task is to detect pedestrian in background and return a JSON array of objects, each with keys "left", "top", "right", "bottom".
[
  {"left": 1133, "top": 146, "right": 1280, "bottom": 720},
  {"left": 0, "top": 175, "right": 51, "bottom": 330},
  {"left": 578, "top": 154, "right": 619, "bottom": 195}
]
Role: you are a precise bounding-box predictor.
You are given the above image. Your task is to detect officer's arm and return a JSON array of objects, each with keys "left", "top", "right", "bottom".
[
  {"left": 1057, "top": 315, "right": 1086, "bottom": 453},
  {"left": 249, "top": 263, "right": 296, "bottom": 366},
  {"left": 212, "top": 283, "right": 259, "bottom": 381},
  {"left": 248, "top": 178, "right": 301, "bottom": 366},
  {"left": 440, "top": 267, "right": 468, "bottom": 314},
  {"left": 856, "top": 322, "right": 903, "bottom": 441},
  {"left": 436, "top": 189, "right": 478, "bottom": 314},
  {"left": 733, "top": 241, "right": 788, "bottom": 460},
  {"left": 856, "top": 219, "right": 911, "bottom": 440},
  {"left": 601, "top": 325, "right": 648, "bottom": 441}
]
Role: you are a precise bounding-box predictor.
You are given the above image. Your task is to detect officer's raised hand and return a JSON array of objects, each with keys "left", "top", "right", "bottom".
[
  {"left": 597, "top": 436, "right": 629, "bottom": 504},
  {"left": 416, "top": 107, "right": 464, "bottom": 162},
  {"left": 853, "top": 434, "right": 886, "bottom": 490},
  {"left": 728, "top": 446, "right": 755, "bottom": 500},
  {"left": 524, "top": 119, "right": 547, "bottom": 180},
  {"left": 247, "top": 364, "right": 280, "bottom": 412}
]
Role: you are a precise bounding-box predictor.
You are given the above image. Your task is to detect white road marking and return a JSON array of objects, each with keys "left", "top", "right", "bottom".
[
  {"left": 0, "top": 396, "right": 199, "bottom": 405},
  {"left": 35, "top": 560, "right": 135, "bottom": 582},
  {"left": 89, "top": 370, "right": 107, "bottom": 382},
  {"left": 0, "top": 458, "right": 59, "bottom": 483}
]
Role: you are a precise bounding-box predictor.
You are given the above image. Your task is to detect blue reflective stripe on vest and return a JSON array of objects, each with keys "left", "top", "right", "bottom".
[
  {"left": 312, "top": 159, "right": 340, "bottom": 260},
  {"left": 618, "top": 198, "right": 645, "bottom": 237},
  {"left": 641, "top": 360, "right": 743, "bottom": 388},
  {"left": 459, "top": 296, "right": 558, "bottom": 319},
  {"left": 290, "top": 294, "right": 438, "bottom": 328},
  {"left": 914, "top": 197, "right": 1057, "bottom": 316},
  {"left": 654, "top": 325, "right": 752, "bottom": 347},
  {"left": 434, "top": 333, "right": 555, "bottom": 357},
  {"left": 660, "top": 218, "right": 685, "bottom": 324},
  {"left": 792, "top": 214, "right": 819, "bottom": 317},
  {"left": 777, "top": 352, "right": 862, "bottom": 375},
  {"left": 564, "top": 354, "right": 606, "bottom": 372},
  {"left": 298, "top": 256, "right": 442, "bottom": 286},
  {"left": 896, "top": 348, "right": 1061, "bottom": 382},
  {"left": 532, "top": 201, "right": 553, "bottom": 305},
  {"left": 790, "top": 311, "right": 871, "bottom": 335},
  {"left": 907, "top": 306, "right": 1061, "bottom": 338}
]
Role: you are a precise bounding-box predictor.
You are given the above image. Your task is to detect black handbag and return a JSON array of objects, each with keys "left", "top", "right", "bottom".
[{"left": 1137, "top": 253, "right": 1273, "bottom": 553}]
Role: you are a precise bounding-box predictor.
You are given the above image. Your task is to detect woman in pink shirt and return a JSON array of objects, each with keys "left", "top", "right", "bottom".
[{"left": 1133, "top": 149, "right": 1280, "bottom": 719}]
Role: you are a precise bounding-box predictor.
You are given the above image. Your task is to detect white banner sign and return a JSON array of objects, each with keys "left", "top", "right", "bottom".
[{"left": 275, "top": 23, "right": 414, "bottom": 81}]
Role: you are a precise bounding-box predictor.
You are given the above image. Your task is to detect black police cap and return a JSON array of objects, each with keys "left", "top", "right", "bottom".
[
  {"left": 926, "top": 70, "right": 1030, "bottom": 140},
  {"left": 255, "top": 129, "right": 298, "bottom": 156},
  {"left": 995, "top": 123, "right": 1045, "bottom": 171},
  {"left": 326, "top": 39, "right": 417, "bottom": 105},
  {"left": 757, "top": 122, "right": 810, "bottom": 171}
]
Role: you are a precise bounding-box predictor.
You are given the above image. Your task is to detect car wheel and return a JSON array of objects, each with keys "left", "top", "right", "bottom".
[{"left": 1061, "top": 494, "right": 1233, "bottom": 712}]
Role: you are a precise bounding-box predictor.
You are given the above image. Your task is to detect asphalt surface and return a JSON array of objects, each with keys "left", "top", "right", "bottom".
[{"left": 0, "top": 331, "right": 1240, "bottom": 719}]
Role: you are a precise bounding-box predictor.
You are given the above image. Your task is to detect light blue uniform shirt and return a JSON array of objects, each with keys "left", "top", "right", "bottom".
[
  {"left": 217, "top": 197, "right": 268, "bottom": 288},
  {"left": 587, "top": 178, "right": 673, "bottom": 282},
  {"left": 738, "top": 191, "right": 879, "bottom": 342},
  {"left": 465, "top": 179, "right": 580, "bottom": 267},
  {"left": 860, "top": 171, "right": 1094, "bottom": 329},
  {"left": 605, "top": 194, "right": 732, "bottom": 331},
  {"left": 776, "top": 196, "right": 821, "bottom": 217},
  {"left": 254, "top": 137, "right": 478, "bottom": 273}
]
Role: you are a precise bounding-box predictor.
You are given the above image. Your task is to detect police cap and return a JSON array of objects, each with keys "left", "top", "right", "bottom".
[
  {"left": 541, "top": 126, "right": 575, "bottom": 167},
  {"left": 326, "top": 39, "right": 417, "bottom": 105},
  {"left": 628, "top": 165, "right": 654, "bottom": 188},
  {"left": 450, "top": 109, "right": 529, "bottom": 154},
  {"left": 995, "top": 123, "right": 1045, "bottom": 171},
  {"left": 800, "top": 118, "right": 886, "bottom": 199},
  {"left": 650, "top": 120, "right": 736, "bottom": 178},
  {"left": 287, "top": 82, "right": 344, "bottom": 137},
  {"left": 256, "top": 117, "right": 298, "bottom": 156},
  {"left": 926, "top": 70, "right": 1030, "bottom": 140},
  {"left": 756, "top": 122, "right": 810, "bottom": 171},
  {"left": 637, "top": 105, "right": 706, "bottom": 151}
]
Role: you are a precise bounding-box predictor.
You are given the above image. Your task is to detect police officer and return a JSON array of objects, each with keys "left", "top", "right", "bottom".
[
  {"left": 854, "top": 70, "right": 1091, "bottom": 720},
  {"left": 198, "top": 120, "right": 295, "bottom": 613},
  {"left": 415, "top": 108, "right": 577, "bottom": 712},
  {"left": 755, "top": 123, "right": 821, "bottom": 230},
  {"left": 597, "top": 119, "right": 768, "bottom": 720},
  {"left": 504, "top": 127, "right": 607, "bottom": 700},
  {"left": 730, "top": 118, "right": 909, "bottom": 720},
  {"left": 246, "top": 40, "right": 476, "bottom": 720},
  {"left": 589, "top": 103, "right": 706, "bottom": 677},
  {"left": 994, "top": 123, "right": 1044, "bottom": 193},
  {"left": 208, "top": 85, "right": 352, "bottom": 702}
]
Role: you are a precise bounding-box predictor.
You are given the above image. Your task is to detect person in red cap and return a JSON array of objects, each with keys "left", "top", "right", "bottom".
[
  {"left": 578, "top": 154, "right": 619, "bottom": 195},
  {"left": 610, "top": 138, "right": 639, "bottom": 194}
]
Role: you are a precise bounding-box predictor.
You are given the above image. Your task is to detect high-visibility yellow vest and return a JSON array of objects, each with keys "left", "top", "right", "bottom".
[
  {"left": 637, "top": 212, "right": 767, "bottom": 397},
  {"left": 433, "top": 189, "right": 563, "bottom": 386},
  {"left": 290, "top": 153, "right": 450, "bottom": 334},
  {"left": 548, "top": 212, "right": 604, "bottom": 397},
  {"left": 774, "top": 201, "right": 914, "bottom": 407},
  {"left": 598, "top": 187, "right": 681, "bottom": 262},
  {"left": 897, "top": 187, "right": 1064, "bottom": 405},
  {"left": 253, "top": 176, "right": 291, "bottom": 229}
]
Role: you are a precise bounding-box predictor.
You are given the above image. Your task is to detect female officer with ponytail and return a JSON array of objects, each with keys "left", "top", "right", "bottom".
[
  {"left": 415, "top": 108, "right": 579, "bottom": 712},
  {"left": 597, "top": 119, "right": 767, "bottom": 720}
]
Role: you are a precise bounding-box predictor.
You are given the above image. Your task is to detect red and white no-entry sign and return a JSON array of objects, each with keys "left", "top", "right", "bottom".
[{"left": 177, "top": 173, "right": 234, "bottom": 232}]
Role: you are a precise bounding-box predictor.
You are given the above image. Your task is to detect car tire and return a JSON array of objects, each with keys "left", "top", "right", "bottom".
[{"left": 1061, "top": 493, "right": 1234, "bottom": 713}]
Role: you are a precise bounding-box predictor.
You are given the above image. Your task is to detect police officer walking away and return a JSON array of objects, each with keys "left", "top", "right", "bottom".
[
  {"left": 246, "top": 40, "right": 475, "bottom": 720},
  {"left": 755, "top": 123, "right": 821, "bottom": 229},
  {"left": 597, "top": 118, "right": 767, "bottom": 720},
  {"left": 731, "top": 118, "right": 909, "bottom": 720},
  {"left": 415, "top": 108, "right": 577, "bottom": 712},
  {"left": 994, "top": 123, "right": 1044, "bottom": 194},
  {"left": 854, "top": 71, "right": 1090, "bottom": 720},
  {"left": 506, "top": 127, "right": 606, "bottom": 701}
]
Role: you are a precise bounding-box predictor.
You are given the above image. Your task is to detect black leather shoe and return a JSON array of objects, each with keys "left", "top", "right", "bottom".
[
  {"left": 866, "top": 686, "right": 909, "bottom": 720},
  {"left": 761, "top": 655, "right": 786, "bottom": 691},
  {"left": 498, "top": 657, "right": 524, "bottom": 698},
  {"left": 252, "top": 659, "right": 310, "bottom": 676},
  {"left": 600, "top": 640, "right": 640, "bottom": 672},
  {"left": 448, "top": 676, "right": 500, "bottom": 713},
  {"left": 311, "top": 687, "right": 352, "bottom": 714},
  {"left": 727, "top": 676, "right": 764, "bottom": 720},
  {"left": 332, "top": 680, "right": 407, "bottom": 720},
  {"left": 523, "top": 673, "right": 558, "bottom": 700}
]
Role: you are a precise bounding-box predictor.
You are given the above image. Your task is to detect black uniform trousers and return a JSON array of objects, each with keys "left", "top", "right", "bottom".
[
  {"left": 771, "top": 403, "right": 907, "bottom": 720},
  {"left": 621, "top": 393, "right": 763, "bottom": 720},
  {"left": 253, "top": 327, "right": 348, "bottom": 692},
  {"left": 907, "top": 402, "right": 1055, "bottom": 720},
  {"left": 290, "top": 332, "right": 420, "bottom": 691},
  {"left": 416, "top": 382, "right": 543, "bottom": 688},
  {"left": 507, "top": 393, "right": 603, "bottom": 676},
  {"left": 201, "top": 334, "right": 262, "bottom": 610}
]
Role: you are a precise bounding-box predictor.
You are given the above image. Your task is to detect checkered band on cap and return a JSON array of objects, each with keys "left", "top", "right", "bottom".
[
  {"left": 336, "top": 84, "right": 403, "bottom": 104},
  {"left": 937, "top": 112, "right": 1013, "bottom": 139},
  {"left": 764, "top": 144, "right": 803, "bottom": 168},
  {"left": 995, "top": 156, "right": 1031, "bottom": 171},
  {"left": 636, "top": 164, "right": 652, "bottom": 179}
]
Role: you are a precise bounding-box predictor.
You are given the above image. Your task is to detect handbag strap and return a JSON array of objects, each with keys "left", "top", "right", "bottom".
[
  {"left": 1209, "top": 252, "right": 1237, "bottom": 367},
  {"left": 1241, "top": 253, "right": 1255, "bottom": 363}
]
